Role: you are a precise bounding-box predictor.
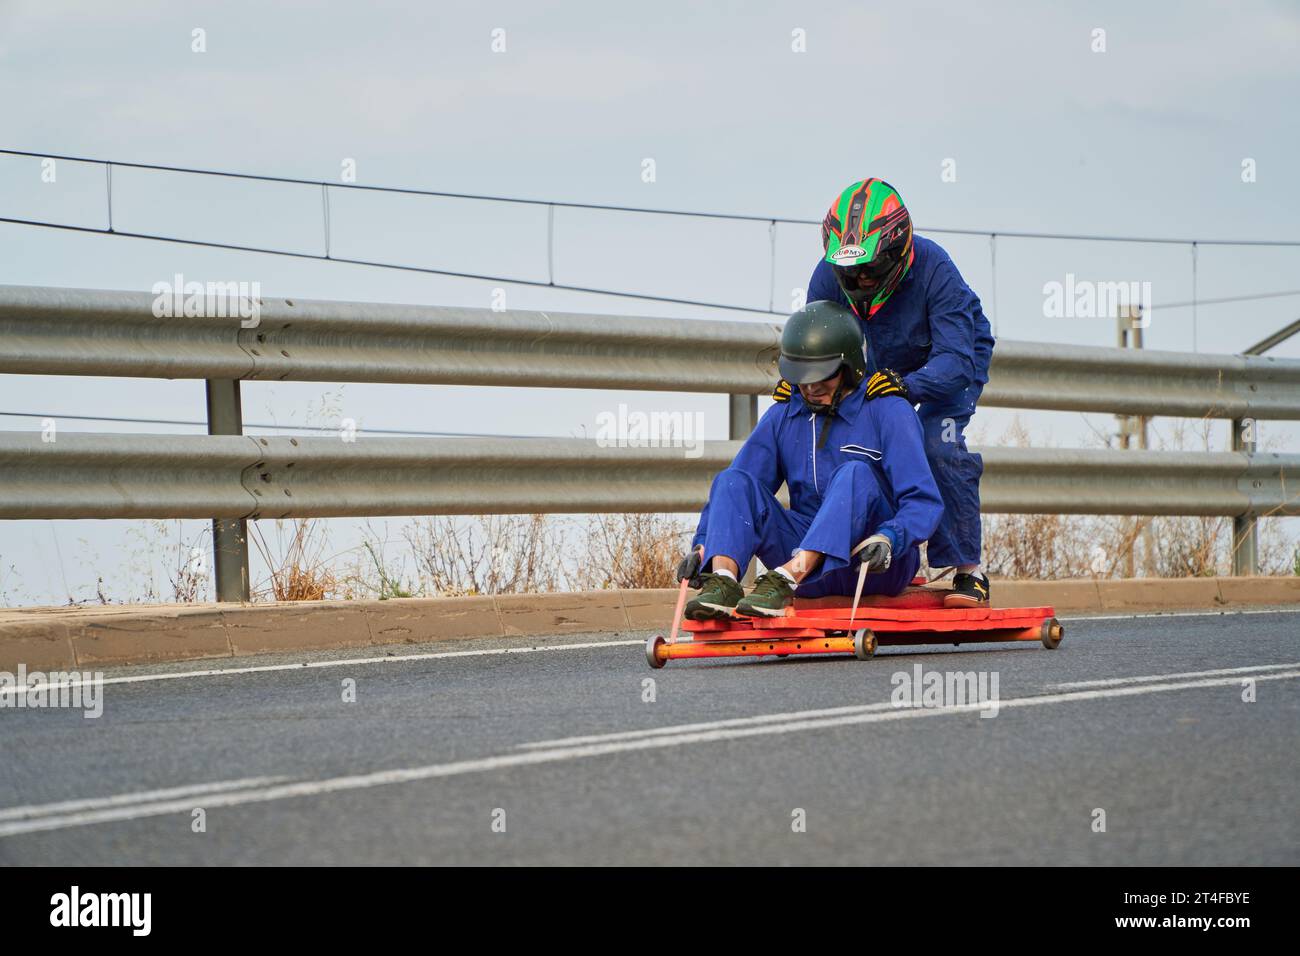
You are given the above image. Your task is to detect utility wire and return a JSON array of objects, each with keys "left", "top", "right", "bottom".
[
  {"left": 0, "top": 214, "right": 783, "bottom": 316},
  {"left": 5, "top": 147, "right": 1300, "bottom": 327},
  {"left": 1159, "top": 288, "right": 1300, "bottom": 310},
  {"left": 5, "top": 146, "right": 1300, "bottom": 246},
  {"left": 6, "top": 214, "right": 1299, "bottom": 318}
]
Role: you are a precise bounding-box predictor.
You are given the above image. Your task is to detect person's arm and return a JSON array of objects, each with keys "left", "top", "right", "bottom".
[
  {"left": 871, "top": 397, "right": 944, "bottom": 554},
  {"left": 691, "top": 404, "right": 786, "bottom": 550},
  {"left": 900, "top": 256, "right": 981, "bottom": 404}
]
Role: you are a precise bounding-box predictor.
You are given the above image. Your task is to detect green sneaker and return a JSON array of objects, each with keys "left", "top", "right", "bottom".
[
  {"left": 735, "top": 570, "right": 796, "bottom": 618},
  {"left": 684, "top": 572, "right": 744, "bottom": 620}
]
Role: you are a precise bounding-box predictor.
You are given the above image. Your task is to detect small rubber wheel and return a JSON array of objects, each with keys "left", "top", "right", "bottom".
[
  {"left": 1040, "top": 618, "right": 1063, "bottom": 650},
  {"left": 645, "top": 634, "right": 667, "bottom": 669},
  {"left": 853, "top": 628, "right": 877, "bottom": 660}
]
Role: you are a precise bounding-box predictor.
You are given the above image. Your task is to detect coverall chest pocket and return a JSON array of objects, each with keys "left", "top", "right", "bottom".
[
  {"left": 899, "top": 329, "right": 932, "bottom": 372},
  {"left": 839, "top": 444, "right": 882, "bottom": 461},
  {"left": 872, "top": 322, "right": 930, "bottom": 373}
]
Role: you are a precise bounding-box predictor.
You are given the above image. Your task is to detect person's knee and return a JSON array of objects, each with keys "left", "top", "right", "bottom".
[
  {"left": 708, "top": 467, "right": 772, "bottom": 520},
  {"left": 827, "top": 458, "right": 880, "bottom": 490},
  {"left": 711, "top": 466, "right": 760, "bottom": 495}
]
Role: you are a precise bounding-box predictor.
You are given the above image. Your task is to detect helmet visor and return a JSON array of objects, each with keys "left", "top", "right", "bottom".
[
  {"left": 832, "top": 256, "right": 897, "bottom": 297},
  {"left": 778, "top": 353, "right": 844, "bottom": 386}
]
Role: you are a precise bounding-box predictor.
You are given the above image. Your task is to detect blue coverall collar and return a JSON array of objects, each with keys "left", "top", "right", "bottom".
[{"left": 784, "top": 379, "right": 866, "bottom": 423}]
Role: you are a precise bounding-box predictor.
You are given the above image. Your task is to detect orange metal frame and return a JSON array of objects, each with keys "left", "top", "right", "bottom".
[{"left": 644, "top": 583, "right": 1062, "bottom": 668}]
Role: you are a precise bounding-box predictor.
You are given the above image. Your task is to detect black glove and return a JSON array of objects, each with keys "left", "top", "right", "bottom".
[
  {"left": 865, "top": 368, "right": 909, "bottom": 402},
  {"left": 676, "top": 547, "right": 705, "bottom": 587},
  {"left": 772, "top": 378, "right": 793, "bottom": 404},
  {"left": 855, "top": 533, "right": 893, "bottom": 573}
]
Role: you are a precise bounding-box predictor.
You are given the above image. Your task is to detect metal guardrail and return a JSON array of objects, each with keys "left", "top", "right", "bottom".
[
  {"left": 2, "top": 284, "right": 1297, "bottom": 596},
  {"left": 4, "top": 285, "right": 1300, "bottom": 417},
  {"left": 0, "top": 285, "right": 781, "bottom": 394},
  {"left": 1, "top": 435, "right": 1296, "bottom": 521}
]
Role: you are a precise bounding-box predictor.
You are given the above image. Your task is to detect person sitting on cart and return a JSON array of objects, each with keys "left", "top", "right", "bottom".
[{"left": 678, "top": 300, "right": 944, "bottom": 620}]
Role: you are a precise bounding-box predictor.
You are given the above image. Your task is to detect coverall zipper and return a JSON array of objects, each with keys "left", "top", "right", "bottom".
[{"left": 809, "top": 413, "right": 818, "bottom": 493}]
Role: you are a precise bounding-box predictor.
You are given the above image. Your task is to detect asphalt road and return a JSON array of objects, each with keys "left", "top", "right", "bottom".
[{"left": 1, "top": 607, "right": 1297, "bottom": 865}]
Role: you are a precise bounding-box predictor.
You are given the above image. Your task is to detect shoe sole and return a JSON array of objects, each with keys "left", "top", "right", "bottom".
[
  {"left": 735, "top": 604, "right": 789, "bottom": 618},
  {"left": 685, "top": 601, "right": 739, "bottom": 621},
  {"left": 943, "top": 594, "right": 990, "bottom": 608}
]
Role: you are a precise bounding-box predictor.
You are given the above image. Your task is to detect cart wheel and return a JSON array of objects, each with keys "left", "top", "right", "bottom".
[
  {"left": 1040, "top": 618, "right": 1063, "bottom": 649},
  {"left": 645, "top": 634, "right": 667, "bottom": 669},
  {"left": 853, "top": 628, "right": 877, "bottom": 660}
]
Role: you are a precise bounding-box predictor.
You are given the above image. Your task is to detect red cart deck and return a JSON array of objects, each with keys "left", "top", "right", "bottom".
[{"left": 645, "top": 584, "right": 1062, "bottom": 668}]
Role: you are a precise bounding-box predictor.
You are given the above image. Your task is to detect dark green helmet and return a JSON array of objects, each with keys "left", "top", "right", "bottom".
[{"left": 778, "top": 300, "right": 868, "bottom": 387}]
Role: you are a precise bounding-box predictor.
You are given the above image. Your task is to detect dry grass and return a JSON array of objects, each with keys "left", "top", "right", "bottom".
[
  {"left": 574, "top": 513, "right": 693, "bottom": 589},
  {"left": 115, "top": 519, "right": 214, "bottom": 604},
  {"left": 975, "top": 418, "right": 1100, "bottom": 580},
  {"left": 329, "top": 521, "right": 417, "bottom": 600},
  {"left": 0, "top": 555, "right": 24, "bottom": 605},
  {"left": 404, "top": 514, "right": 567, "bottom": 596},
  {"left": 168, "top": 526, "right": 212, "bottom": 602},
  {"left": 245, "top": 388, "right": 350, "bottom": 602},
  {"left": 249, "top": 518, "right": 342, "bottom": 602},
  {"left": 334, "top": 513, "right": 689, "bottom": 597},
  {"left": 969, "top": 414, "right": 1297, "bottom": 580},
  {"left": 980, "top": 512, "right": 1094, "bottom": 579},
  {"left": 1257, "top": 517, "right": 1298, "bottom": 576}
]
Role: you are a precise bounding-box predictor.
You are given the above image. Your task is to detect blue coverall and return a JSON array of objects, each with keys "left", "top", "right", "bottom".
[
  {"left": 807, "top": 235, "right": 995, "bottom": 567},
  {"left": 691, "top": 381, "right": 943, "bottom": 598}
]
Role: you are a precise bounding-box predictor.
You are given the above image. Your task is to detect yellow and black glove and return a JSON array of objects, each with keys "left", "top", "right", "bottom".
[
  {"left": 771, "top": 378, "right": 793, "bottom": 403},
  {"left": 865, "top": 368, "right": 910, "bottom": 402}
]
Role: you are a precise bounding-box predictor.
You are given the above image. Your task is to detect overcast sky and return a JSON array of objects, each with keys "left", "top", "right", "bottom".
[{"left": 2, "top": 0, "right": 1298, "bottom": 604}]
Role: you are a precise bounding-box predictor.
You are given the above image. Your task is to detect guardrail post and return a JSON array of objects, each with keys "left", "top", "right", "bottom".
[
  {"left": 206, "top": 379, "right": 250, "bottom": 602},
  {"left": 1116, "top": 306, "right": 1153, "bottom": 576},
  {"left": 728, "top": 394, "right": 757, "bottom": 440},
  {"left": 1232, "top": 417, "right": 1258, "bottom": 576}
]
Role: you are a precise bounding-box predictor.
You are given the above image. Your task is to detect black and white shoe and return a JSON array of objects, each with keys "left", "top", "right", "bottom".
[{"left": 944, "top": 572, "right": 990, "bottom": 608}]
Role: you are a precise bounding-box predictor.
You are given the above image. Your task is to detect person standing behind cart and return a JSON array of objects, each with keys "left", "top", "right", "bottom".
[{"left": 783, "top": 178, "right": 995, "bottom": 607}]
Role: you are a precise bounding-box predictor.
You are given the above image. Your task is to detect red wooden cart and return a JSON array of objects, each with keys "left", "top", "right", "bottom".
[{"left": 644, "top": 577, "right": 1062, "bottom": 668}]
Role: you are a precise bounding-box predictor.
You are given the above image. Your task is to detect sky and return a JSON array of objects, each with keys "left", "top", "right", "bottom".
[{"left": 1, "top": 0, "right": 1299, "bottom": 604}]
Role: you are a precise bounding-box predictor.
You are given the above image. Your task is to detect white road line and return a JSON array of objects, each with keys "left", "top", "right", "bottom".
[
  {"left": 0, "top": 639, "right": 645, "bottom": 698},
  {"left": 0, "top": 776, "right": 293, "bottom": 822},
  {"left": 1051, "top": 662, "right": 1300, "bottom": 690},
  {"left": 1062, "top": 607, "right": 1300, "bottom": 623},
  {"left": 517, "top": 701, "right": 904, "bottom": 750},
  {"left": 526, "top": 663, "right": 1300, "bottom": 750},
  {"left": 2, "top": 669, "right": 1297, "bottom": 839}
]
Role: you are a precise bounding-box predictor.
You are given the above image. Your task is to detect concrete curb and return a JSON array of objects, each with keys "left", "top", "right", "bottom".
[{"left": 2, "top": 577, "right": 1298, "bottom": 671}]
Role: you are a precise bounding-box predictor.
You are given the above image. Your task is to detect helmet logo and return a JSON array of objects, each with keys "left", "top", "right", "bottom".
[{"left": 830, "top": 245, "right": 865, "bottom": 262}]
